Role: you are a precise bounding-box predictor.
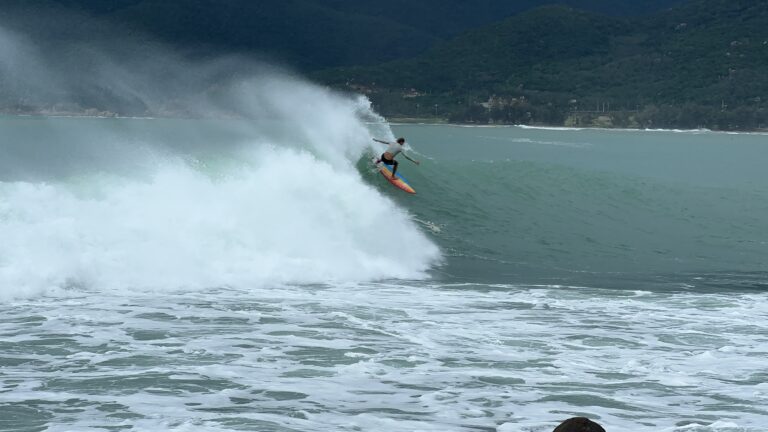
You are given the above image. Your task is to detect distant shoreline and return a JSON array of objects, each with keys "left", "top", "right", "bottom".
[
  {"left": 4, "top": 112, "right": 767, "bottom": 135},
  {"left": 386, "top": 117, "right": 768, "bottom": 134}
]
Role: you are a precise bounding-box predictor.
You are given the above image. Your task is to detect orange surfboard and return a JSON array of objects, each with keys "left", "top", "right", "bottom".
[{"left": 374, "top": 159, "right": 416, "bottom": 194}]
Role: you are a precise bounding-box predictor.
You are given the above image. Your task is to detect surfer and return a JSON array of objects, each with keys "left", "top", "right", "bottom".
[{"left": 373, "top": 137, "right": 420, "bottom": 178}]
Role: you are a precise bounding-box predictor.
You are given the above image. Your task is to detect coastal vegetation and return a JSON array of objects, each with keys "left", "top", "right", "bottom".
[{"left": 316, "top": 0, "right": 768, "bottom": 131}]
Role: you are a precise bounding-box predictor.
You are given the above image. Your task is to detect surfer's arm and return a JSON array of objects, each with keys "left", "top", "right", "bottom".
[
  {"left": 403, "top": 152, "right": 420, "bottom": 165},
  {"left": 372, "top": 138, "right": 390, "bottom": 145}
]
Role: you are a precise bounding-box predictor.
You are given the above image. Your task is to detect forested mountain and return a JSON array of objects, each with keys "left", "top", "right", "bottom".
[
  {"left": 3, "top": 0, "right": 765, "bottom": 129},
  {"left": 1, "top": 0, "right": 682, "bottom": 69},
  {"left": 318, "top": 0, "right": 768, "bottom": 130}
]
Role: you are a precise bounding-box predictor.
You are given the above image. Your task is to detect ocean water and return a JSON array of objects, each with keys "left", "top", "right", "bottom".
[{"left": 1, "top": 113, "right": 768, "bottom": 432}]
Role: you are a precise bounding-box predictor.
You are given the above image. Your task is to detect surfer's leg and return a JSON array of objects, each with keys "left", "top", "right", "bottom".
[{"left": 391, "top": 160, "right": 399, "bottom": 177}]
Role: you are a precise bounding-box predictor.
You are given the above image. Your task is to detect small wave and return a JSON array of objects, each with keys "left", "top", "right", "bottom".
[
  {"left": 515, "top": 124, "right": 585, "bottom": 131},
  {"left": 477, "top": 135, "right": 591, "bottom": 148},
  {"left": 514, "top": 125, "right": 722, "bottom": 134}
]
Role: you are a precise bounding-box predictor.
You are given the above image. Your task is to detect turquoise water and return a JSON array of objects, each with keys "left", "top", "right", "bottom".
[
  {"left": 388, "top": 125, "right": 768, "bottom": 288},
  {"left": 1, "top": 116, "right": 767, "bottom": 431}
]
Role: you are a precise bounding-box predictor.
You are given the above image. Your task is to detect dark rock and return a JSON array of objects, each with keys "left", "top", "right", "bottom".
[{"left": 553, "top": 417, "right": 606, "bottom": 432}]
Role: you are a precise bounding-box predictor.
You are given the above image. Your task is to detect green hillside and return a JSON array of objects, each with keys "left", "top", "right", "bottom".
[{"left": 318, "top": 1, "right": 768, "bottom": 130}]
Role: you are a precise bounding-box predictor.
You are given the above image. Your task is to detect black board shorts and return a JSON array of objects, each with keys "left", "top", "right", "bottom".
[{"left": 380, "top": 153, "right": 397, "bottom": 165}]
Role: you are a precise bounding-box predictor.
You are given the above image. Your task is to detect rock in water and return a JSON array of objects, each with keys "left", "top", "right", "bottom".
[{"left": 553, "top": 417, "right": 606, "bottom": 432}]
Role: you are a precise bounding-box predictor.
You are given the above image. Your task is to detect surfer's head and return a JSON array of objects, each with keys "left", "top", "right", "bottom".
[{"left": 396, "top": 137, "right": 405, "bottom": 144}]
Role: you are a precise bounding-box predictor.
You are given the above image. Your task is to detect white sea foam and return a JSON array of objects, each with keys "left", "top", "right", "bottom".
[
  {"left": 477, "top": 135, "right": 592, "bottom": 148},
  {"left": 2, "top": 283, "right": 767, "bottom": 431}
]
